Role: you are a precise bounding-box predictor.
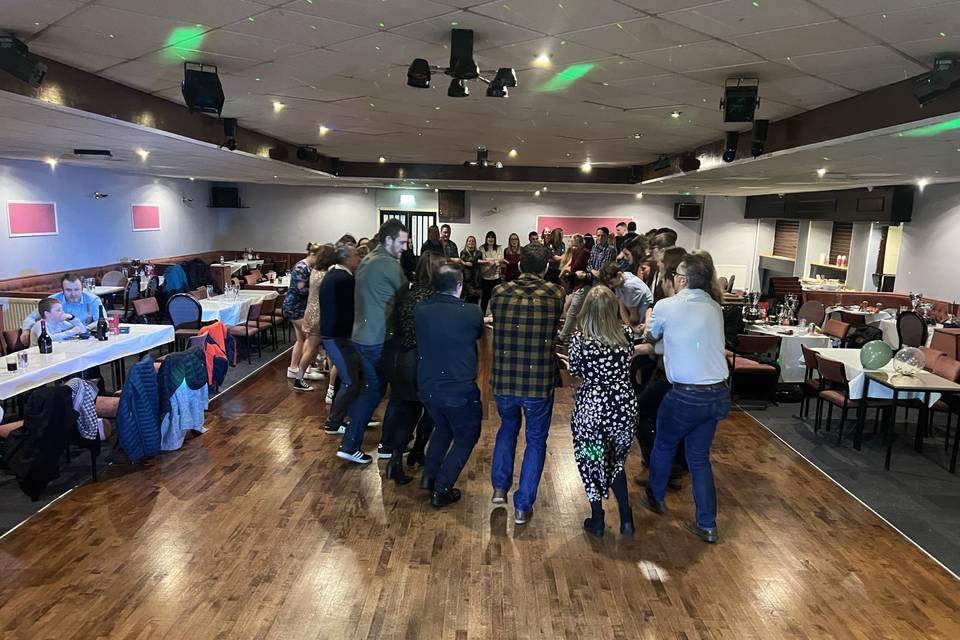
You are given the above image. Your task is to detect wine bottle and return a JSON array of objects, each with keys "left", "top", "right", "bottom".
[
  {"left": 96, "top": 306, "right": 109, "bottom": 341},
  {"left": 38, "top": 320, "right": 53, "bottom": 354}
]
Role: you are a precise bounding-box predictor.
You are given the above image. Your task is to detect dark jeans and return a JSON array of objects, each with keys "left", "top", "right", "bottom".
[
  {"left": 383, "top": 399, "right": 424, "bottom": 452},
  {"left": 648, "top": 387, "right": 731, "bottom": 530},
  {"left": 323, "top": 338, "right": 361, "bottom": 430},
  {"left": 480, "top": 278, "right": 500, "bottom": 315},
  {"left": 423, "top": 389, "right": 483, "bottom": 491},
  {"left": 491, "top": 393, "right": 555, "bottom": 512},
  {"left": 340, "top": 342, "right": 386, "bottom": 453}
]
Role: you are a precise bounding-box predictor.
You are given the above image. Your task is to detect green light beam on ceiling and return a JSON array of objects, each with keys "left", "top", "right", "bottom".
[
  {"left": 534, "top": 63, "right": 595, "bottom": 93},
  {"left": 897, "top": 117, "right": 960, "bottom": 137},
  {"left": 162, "top": 25, "right": 206, "bottom": 62}
]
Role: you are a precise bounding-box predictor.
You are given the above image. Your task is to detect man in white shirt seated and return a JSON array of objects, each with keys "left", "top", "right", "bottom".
[
  {"left": 20, "top": 273, "right": 106, "bottom": 333},
  {"left": 598, "top": 262, "right": 654, "bottom": 331},
  {"left": 643, "top": 251, "right": 730, "bottom": 544},
  {"left": 30, "top": 297, "right": 88, "bottom": 346}
]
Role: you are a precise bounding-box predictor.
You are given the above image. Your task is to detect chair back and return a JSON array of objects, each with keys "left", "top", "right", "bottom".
[
  {"left": 797, "top": 301, "right": 826, "bottom": 326},
  {"left": 733, "top": 334, "right": 781, "bottom": 357},
  {"left": 146, "top": 275, "right": 160, "bottom": 299},
  {"left": 823, "top": 319, "right": 851, "bottom": 342},
  {"left": 101, "top": 270, "right": 126, "bottom": 287},
  {"left": 258, "top": 296, "right": 276, "bottom": 316},
  {"left": 726, "top": 274, "right": 735, "bottom": 293},
  {"left": 246, "top": 302, "right": 262, "bottom": 322},
  {"left": 929, "top": 328, "right": 960, "bottom": 360},
  {"left": 718, "top": 277, "right": 728, "bottom": 293},
  {"left": 122, "top": 278, "right": 141, "bottom": 320},
  {"left": 251, "top": 269, "right": 263, "bottom": 281},
  {"left": 897, "top": 311, "right": 927, "bottom": 348},
  {"left": 933, "top": 357, "right": 960, "bottom": 383},
  {"left": 166, "top": 293, "right": 202, "bottom": 330},
  {"left": 815, "top": 355, "right": 848, "bottom": 386},
  {"left": 192, "top": 286, "right": 209, "bottom": 300},
  {"left": 133, "top": 297, "right": 160, "bottom": 321},
  {"left": 918, "top": 346, "right": 946, "bottom": 373},
  {"left": 2, "top": 329, "right": 28, "bottom": 355},
  {"left": 244, "top": 274, "right": 260, "bottom": 286},
  {"left": 231, "top": 276, "right": 243, "bottom": 288},
  {"left": 187, "top": 335, "right": 208, "bottom": 351},
  {"left": 800, "top": 343, "right": 820, "bottom": 370},
  {"left": 839, "top": 311, "right": 866, "bottom": 327}
]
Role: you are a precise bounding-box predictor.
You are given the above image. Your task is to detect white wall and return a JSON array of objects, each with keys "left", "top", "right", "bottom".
[
  {"left": 696, "top": 196, "right": 759, "bottom": 290},
  {"left": 0, "top": 159, "right": 216, "bottom": 279},
  {"left": 897, "top": 183, "right": 960, "bottom": 300}
]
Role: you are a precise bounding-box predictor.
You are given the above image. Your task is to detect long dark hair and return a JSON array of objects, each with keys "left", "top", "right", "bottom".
[{"left": 484, "top": 231, "right": 499, "bottom": 250}]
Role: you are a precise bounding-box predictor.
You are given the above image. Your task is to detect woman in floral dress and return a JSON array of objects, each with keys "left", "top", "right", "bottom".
[{"left": 562, "top": 285, "right": 638, "bottom": 537}]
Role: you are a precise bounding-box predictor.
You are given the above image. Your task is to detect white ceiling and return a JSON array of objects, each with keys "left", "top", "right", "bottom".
[
  {"left": 7, "top": 0, "right": 958, "bottom": 168},
  {"left": 2, "top": 90, "right": 959, "bottom": 199}
]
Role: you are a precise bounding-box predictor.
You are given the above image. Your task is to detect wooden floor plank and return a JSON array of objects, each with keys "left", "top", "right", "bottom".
[{"left": 1, "top": 347, "right": 958, "bottom": 639}]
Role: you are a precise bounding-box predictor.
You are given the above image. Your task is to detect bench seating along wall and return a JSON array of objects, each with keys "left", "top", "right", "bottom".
[{"left": 802, "top": 291, "right": 954, "bottom": 322}]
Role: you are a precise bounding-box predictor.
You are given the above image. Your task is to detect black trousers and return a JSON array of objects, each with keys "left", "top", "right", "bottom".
[
  {"left": 423, "top": 389, "right": 483, "bottom": 490},
  {"left": 480, "top": 278, "right": 500, "bottom": 315}
]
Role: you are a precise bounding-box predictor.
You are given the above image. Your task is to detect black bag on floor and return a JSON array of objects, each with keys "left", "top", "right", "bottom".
[{"left": 846, "top": 325, "right": 883, "bottom": 349}]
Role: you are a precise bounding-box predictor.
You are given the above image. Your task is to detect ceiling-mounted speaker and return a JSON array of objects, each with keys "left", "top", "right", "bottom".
[
  {"left": 181, "top": 62, "right": 224, "bottom": 115},
  {"left": 722, "top": 81, "right": 759, "bottom": 123},
  {"left": 222, "top": 117, "right": 238, "bottom": 151},
  {"left": 722, "top": 131, "right": 739, "bottom": 163},
  {"left": 296, "top": 146, "right": 320, "bottom": 163},
  {"left": 912, "top": 55, "right": 960, "bottom": 105},
  {"left": 679, "top": 154, "right": 701, "bottom": 172},
  {"left": 448, "top": 29, "right": 478, "bottom": 80},
  {"left": 407, "top": 58, "right": 430, "bottom": 88},
  {"left": 0, "top": 34, "right": 46, "bottom": 87}
]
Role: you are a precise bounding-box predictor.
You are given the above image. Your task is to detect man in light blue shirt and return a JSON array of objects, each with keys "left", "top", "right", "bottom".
[
  {"left": 644, "top": 252, "right": 730, "bottom": 544},
  {"left": 21, "top": 273, "right": 106, "bottom": 333}
]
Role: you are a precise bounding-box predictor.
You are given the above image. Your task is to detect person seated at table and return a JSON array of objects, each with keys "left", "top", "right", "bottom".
[
  {"left": 29, "top": 297, "right": 87, "bottom": 346},
  {"left": 21, "top": 273, "right": 106, "bottom": 334}
]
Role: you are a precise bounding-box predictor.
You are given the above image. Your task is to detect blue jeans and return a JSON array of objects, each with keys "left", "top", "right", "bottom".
[
  {"left": 340, "top": 342, "right": 386, "bottom": 453},
  {"left": 423, "top": 389, "right": 483, "bottom": 491},
  {"left": 491, "top": 393, "right": 555, "bottom": 512},
  {"left": 323, "top": 338, "right": 361, "bottom": 430},
  {"left": 649, "top": 387, "right": 731, "bottom": 530}
]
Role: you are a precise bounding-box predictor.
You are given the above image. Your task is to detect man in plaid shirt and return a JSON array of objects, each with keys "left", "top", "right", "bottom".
[
  {"left": 488, "top": 243, "right": 565, "bottom": 525},
  {"left": 558, "top": 226, "right": 618, "bottom": 343}
]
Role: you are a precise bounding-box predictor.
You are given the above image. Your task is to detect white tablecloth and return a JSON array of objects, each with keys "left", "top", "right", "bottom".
[
  {"left": 92, "top": 285, "right": 124, "bottom": 297},
  {"left": 251, "top": 275, "right": 290, "bottom": 289},
  {"left": 877, "top": 318, "right": 937, "bottom": 350},
  {"left": 199, "top": 290, "right": 277, "bottom": 326},
  {"left": 810, "top": 348, "right": 939, "bottom": 406},
  {"left": 826, "top": 307, "right": 894, "bottom": 326},
  {"left": 746, "top": 324, "right": 832, "bottom": 383},
  {"left": 0, "top": 324, "right": 174, "bottom": 400},
  {"left": 217, "top": 260, "right": 264, "bottom": 275}
]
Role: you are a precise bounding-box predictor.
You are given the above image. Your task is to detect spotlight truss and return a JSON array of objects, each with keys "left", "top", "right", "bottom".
[{"left": 407, "top": 29, "right": 517, "bottom": 98}]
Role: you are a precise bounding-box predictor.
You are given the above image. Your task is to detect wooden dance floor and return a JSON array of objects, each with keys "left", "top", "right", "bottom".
[{"left": 1, "top": 343, "right": 959, "bottom": 639}]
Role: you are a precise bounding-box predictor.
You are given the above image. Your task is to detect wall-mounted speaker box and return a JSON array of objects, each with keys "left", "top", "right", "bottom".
[
  {"left": 674, "top": 202, "right": 702, "bottom": 220},
  {"left": 438, "top": 189, "right": 467, "bottom": 220},
  {"left": 210, "top": 186, "right": 242, "bottom": 208}
]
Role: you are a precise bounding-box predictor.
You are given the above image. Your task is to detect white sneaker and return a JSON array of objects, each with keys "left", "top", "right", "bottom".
[
  {"left": 303, "top": 370, "right": 325, "bottom": 381},
  {"left": 336, "top": 450, "right": 373, "bottom": 464},
  {"left": 287, "top": 367, "right": 299, "bottom": 379},
  {"left": 325, "top": 387, "right": 335, "bottom": 405}
]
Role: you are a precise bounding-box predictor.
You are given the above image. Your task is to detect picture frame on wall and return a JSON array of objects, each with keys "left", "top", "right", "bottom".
[
  {"left": 131, "top": 204, "right": 161, "bottom": 232},
  {"left": 6, "top": 201, "right": 59, "bottom": 237}
]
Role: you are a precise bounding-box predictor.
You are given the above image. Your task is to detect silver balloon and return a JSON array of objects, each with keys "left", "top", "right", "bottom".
[{"left": 893, "top": 347, "right": 926, "bottom": 376}]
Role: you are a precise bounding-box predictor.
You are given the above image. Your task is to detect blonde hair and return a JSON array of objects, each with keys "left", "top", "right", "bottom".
[
  {"left": 577, "top": 286, "right": 629, "bottom": 347},
  {"left": 559, "top": 234, "right": 583, "bottom": 272}
]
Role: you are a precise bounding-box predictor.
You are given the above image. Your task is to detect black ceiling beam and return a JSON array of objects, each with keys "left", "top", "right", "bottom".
[{"left": 336, "top": 162, "right": 639, "bottom": 184}]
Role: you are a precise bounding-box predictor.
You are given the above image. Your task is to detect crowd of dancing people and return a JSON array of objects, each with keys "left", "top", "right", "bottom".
[{"left": 280, "top": 219, "right": 730, "bottom": 542}]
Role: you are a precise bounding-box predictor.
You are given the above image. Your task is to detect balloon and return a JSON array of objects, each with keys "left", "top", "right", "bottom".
[
  {"left": 893, "top": 347, "right": 926, "bottom": 376},
  {"left": 859, "top": 340, "right": 893, "bottom": 370}
]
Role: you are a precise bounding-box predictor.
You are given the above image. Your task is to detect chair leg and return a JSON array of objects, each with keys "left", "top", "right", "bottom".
[
  {"left": 945, "top": 412, "right": 953, "bottom": 452},
  {"left": 838, "top": 405, "right": 849, "bottom": 444},
  {"left": 826, "top": 402, "right": 834, "bottom": 432},
  {"left": 815, "top": 398, "right": 823, "bottom": 433}
]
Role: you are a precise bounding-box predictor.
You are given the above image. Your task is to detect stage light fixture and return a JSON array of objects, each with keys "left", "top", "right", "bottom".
[
  {"left": 486, "top": 82, "right": 507, "bottom": 98},
  {"left": 493, "top": 67, "right": 517, "bottom": 88},
  {"left": 912, "top": 56, "right": 960, "bottom": 105},
  {"left": 652, "top": 155, "right": 671, "bottom": 172},
  {"left": 181, "top": 62, "right": 224, "bottom": 116},
  {"left": 721, "top": 79, "right": 759, "bottom": 123},
  {"left": 448, "top": 78, "right": 469, "bottom": 97},
  {"left": 722, "top": 131, "right": 738, "bottom": 163},
  {"left": 449, "top": 28, "right": 479, "bottom": 80},
  {"left": 751, "top": 119, "right": 769, "bottom": 157},
  {"left": 0, "top": 34, "right": 46, "bottom": 87},
  {"left": 407, "top": 58, "right": 431, "bottom": 88},
  {"left": 297, "top": 146, "right": 320, "bottom": 163},
  {"left": 222, "top": 117, "right": 238, "bottom": 151}
]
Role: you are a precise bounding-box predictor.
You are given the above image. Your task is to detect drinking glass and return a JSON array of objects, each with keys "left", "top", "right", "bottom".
[
  {"left": 17, "top": 352, "right": 28, "bottom": 370},
  {"left": 6, "top": 356, "right": 17, "bottom": 373}
]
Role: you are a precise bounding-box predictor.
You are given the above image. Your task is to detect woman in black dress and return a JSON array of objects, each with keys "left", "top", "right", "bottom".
[
  {"left": 560, "top": 285, "right": 638, "bottom": 537},
  {"left": 458, "top": 235, "right": 483, "bottom": 304}
]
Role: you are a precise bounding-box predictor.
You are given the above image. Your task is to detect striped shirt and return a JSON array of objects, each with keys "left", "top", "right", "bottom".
[{"left": 489, "top": 273, "right": 565, "bottom": 398}]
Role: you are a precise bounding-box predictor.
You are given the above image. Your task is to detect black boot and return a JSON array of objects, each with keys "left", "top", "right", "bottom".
[
  {"left": 406, "top": 449, "right": 426, "bottom": 468},
  {"left": 619, "top": 508, "right": 635, "bottom": 536},
  {"left": 583, "top": 501, "right": 605, "bottom": 538},
  {"left": 385, "top": 454, "right": 413, "bottom": 485}
]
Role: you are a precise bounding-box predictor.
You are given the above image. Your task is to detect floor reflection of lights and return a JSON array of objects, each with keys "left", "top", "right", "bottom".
[{"left": 637, "top": 560, "right": 670, "bottom": 583}]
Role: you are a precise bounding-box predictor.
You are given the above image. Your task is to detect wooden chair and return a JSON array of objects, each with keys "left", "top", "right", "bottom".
[
  {"left": 930, "top": 328, "right": 960, "bottom": 360},
  {"left": 800, "top": 343, "right": 821, "bottom": 418},
  {"left": 121, "top": 278, "right": 141, "bottom": 320},
  {"left": 814, "top": 355, "right": 888, "bottom": 444},
  {"left": 166, "top": 293, "right": 202, "bottom": 351},
  {"left": 100, "top": 270, "right": 126, "bottom": 287},
  {"left": 256, "top": 296, "right": 279, "bottom": 350},
  {"left": 244, "top": 274, "right": 260, "bottom": 287},
  {"left": 227, "top": 302, "right": 263, "bottom": 364},
  {"left": 727, "top": 334, "right": 781, "bottom": 403},
  {"left": 798, "top": 301, "right": 826, "bottom": 327},
  {"left": 192, "top": 286, "right": 209, "bottom": 300},
  {"left": 897, "top": 311, "right": 927, "bottom": 349},
  {"left": 839, "top": 311, "right": 866, "bottom": 327},
  {"left": 822, "top": 319, "right": 851, "bottom": 347}
]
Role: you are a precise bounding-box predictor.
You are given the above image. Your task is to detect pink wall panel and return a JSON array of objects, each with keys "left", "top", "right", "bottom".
[
  {"left": 7, "top": 201, "right": 58, "bottom": 237},
  {"left": 132, "top": 204, "right": 161, "bottom": 231},
  {"left": 535, "top": 215, "right": 632, "bottom": 237}
]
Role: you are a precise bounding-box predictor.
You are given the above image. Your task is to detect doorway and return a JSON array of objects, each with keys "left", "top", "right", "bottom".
[{"left": 379, "top": 210, "right": 436, "bottom": 254}]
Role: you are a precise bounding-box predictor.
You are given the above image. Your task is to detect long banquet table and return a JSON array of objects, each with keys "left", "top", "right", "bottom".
[
  {"left": 198, "top": 290, "right": 278, "bottom": 326},
  {"left": 745, "top": 323, "right": 832, "bottom": 383},
  {"left": 0, "top": 324, "right": 174, "bottom": 401}
]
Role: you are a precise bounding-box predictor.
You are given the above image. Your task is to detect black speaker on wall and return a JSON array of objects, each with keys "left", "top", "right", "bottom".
[
  {"left": 438, "top": 189, "right": 466, "bottom": 220},
  {"left": 674, "top": 202, "right": 702, "bottom": 220}
]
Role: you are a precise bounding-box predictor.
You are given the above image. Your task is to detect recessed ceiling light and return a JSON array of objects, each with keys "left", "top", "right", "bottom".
[
  {"left": 109, "top": 34, "right": 115, "bottom": 39},
  {"left": 917, "top": 177, "right": 929, "bottom": 190},
  {"left": 533, "top": 190, "right": 541, "bottom": 197},
  {"left": 580, "top": 160, "right": 592, "bottom": 173},
  {"left": 319, "top": 124, "right": 330, "bottom": 136},
  {"left": 670, "top": 111, "right": 681, "bottom": 119},
  {"left": 379, "top": 156, "right": 386, "bottom": 163},
  {"left": 272, "top": 100, "right": 285, "bottom": 113},
  {"left": 633, "top": 132, "right": 642, "bottom": 139},
  {"left": 44, "top": 157, "right": 57, "bottom": 168},
  {"left": 817, "top": 167, "right": 827, "bottom": 178},
  {"left": 508, "top": 148, "right": 518, "bottom": 158},
  {"left": 533, "top": 53, "right": 552, "bottom": 68},
  {"left": 136, "top": 148, "right": 150, "bottom": 161},
  {"left": 495, "top": 161, "right": 503, "bottom": 169},
  {"left": 635, "top": 192, "right": 643, "bottom": 199},
  {"left": 255, "top": 77, "right": 261, "bottom": 81},
  {"left": 273, "top": 175, "right": 278, "bottom": 179},
  {"left": 542, "top": 186, "right": 548, "bottom": 192}
]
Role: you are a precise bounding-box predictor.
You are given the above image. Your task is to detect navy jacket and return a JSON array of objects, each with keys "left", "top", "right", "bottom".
[
  {"left": 117, "top": 356, "right": 161, "bottom": 463},
  {"left": 415, "top": 293, "right": 483, "bottom": 403}
]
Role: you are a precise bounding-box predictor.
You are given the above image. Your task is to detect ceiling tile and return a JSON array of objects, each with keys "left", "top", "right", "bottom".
[
  {"left": 100, "top": 60, "right": 190, "bottom": 93},
  {"left": 660, "top": 0, "right": 834, "bottom": 38},
  {"left": 732, "top": 20, "right": 878, "bottom": 59},
  {"left": 617, "top": 1, "right": 722, "bottom": 15},
  {"left": 28, "top": 43, "right": 127, "bottom": 73},
  {"left": 94, "top": 0, "right": 263, "bottom": 27},
  {"left": 561, "top": 17, "right": 708, "bottom": 55},
  {"left": 895, "top": 33, "right": 960, "bottom": 64},
  {"left": 5, "top": 0, "right": 85, "bottom": 36},
  {"left": 286, "top": 0, "right": 456, "bottom": 30},
  {"left": 758, "top": 75, "right": 857, "bottom": 108},
  {"left": 168, "top": 29, "right": 313, "bottom": 64},
  {"left": 394, "top": 11, "right": 541, "bottom": 51},
  {"left": 586, "top": 57, "right": 672, "bottom": 83},
  {"left": 809, "top": 0, "right": 955, "bottom": 19},
  {"left": 778, "top": 45, "right": 919, "bottom": 77},
  {"left": 479, "top": 37, "right": 610, "bottom": 69},
  {"left": 226, "top": 8, "right": 376, "bottom": 47},
  {"left": 816, "top": 62, "right": 926, "bottom": 91},
  {"left": 32, "top": 25, "right": 166, "bottom": 60},
  {"left": 683, "top": 60, "right": 809, "bottom": 86},
  {"left": 325, "top": 32, "right": 451, "bottom": 65},
  {"left": 471, "top": 0, "right": 643, "bottom": 35},
  {"left": 629, "top": 41, "right": 762, "bottom": 73},
  {"left": 846, "top": 4, "right": 960, "bottom": 44}
]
